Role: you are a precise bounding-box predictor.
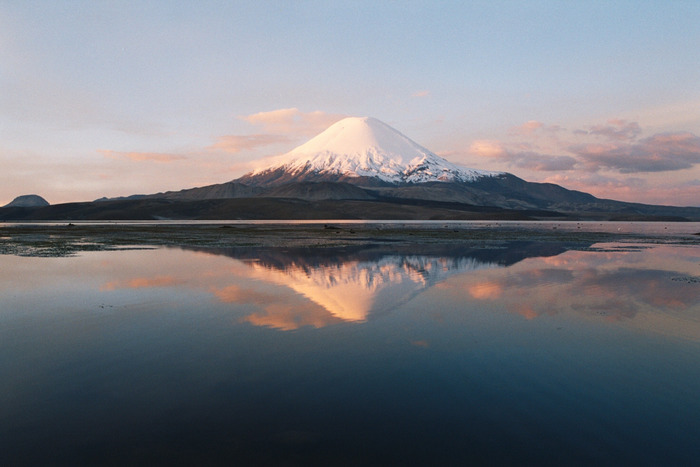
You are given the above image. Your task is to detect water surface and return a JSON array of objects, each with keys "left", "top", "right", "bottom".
[{"left": 1, "top": 231, "right": 699, "bottom": 464}]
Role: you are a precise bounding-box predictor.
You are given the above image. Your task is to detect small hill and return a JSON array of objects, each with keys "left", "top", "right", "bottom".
[{"left": 4, "top": 194, "right": 49, "bottom": 208}]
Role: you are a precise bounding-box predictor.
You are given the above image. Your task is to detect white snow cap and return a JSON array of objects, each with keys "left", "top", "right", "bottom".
[{"left": 253, "top": 117, "right": 501, "bottom": 183}]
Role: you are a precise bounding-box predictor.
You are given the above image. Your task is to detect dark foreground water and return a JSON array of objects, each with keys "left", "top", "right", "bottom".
[{"left": 1, "top": 230, "right": 699, "bottom": 465}]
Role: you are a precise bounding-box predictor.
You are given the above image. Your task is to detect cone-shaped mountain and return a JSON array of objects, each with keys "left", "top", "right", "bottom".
[{"left": 237, "top": 117, "right": 501, "bottom": 186}]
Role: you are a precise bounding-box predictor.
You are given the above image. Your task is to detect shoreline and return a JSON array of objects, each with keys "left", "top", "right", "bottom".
[{"left": 2, "top": 222, "right": 699, "bottom": 257}]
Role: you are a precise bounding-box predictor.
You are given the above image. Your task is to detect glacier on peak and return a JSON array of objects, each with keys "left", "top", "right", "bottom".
[{"left": 250, "top": 117, "right": 502, "bottom": 184}]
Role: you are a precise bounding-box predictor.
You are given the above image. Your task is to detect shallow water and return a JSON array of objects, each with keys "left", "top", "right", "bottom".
[
  {"left": 5, "top": 218, "right": 700, "bottom": 236},
  {"left": 1, "top": 236, "right": 699, "bottom": 464}
]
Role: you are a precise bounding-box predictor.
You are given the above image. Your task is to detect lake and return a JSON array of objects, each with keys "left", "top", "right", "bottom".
[{"left": 1, "top": 222, "right": 699, "bottom": 465}]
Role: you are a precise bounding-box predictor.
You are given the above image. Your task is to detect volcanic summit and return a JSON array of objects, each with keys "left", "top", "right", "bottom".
[{"left": 237, "top": 117, "right": 501, "bottom": 186}]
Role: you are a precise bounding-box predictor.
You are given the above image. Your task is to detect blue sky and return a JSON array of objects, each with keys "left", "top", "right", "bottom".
[{"left": 2, "top": 1, "right": 699, "bottom": 205}]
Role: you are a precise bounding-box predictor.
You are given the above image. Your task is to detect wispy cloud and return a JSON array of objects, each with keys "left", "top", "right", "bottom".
[
  {"left": 511, "top": 120, "right": 563, "bottom": 136},
  {"left": 460, "top": 119, "right": 700, "bottom": 205},
  {"left": 207, "top": 134, "right": 292, "bottom": 154},
  {"left": 411, "top": 90, "right": 430, "bottom": 98},
  {"left": 241, "top": 108, "right": 346, "bottom": 136},
  {"left": 468, "top": 139, "right": 577, "bottom": 171},
  {"left": 99, "top": 149, "right": 186, "bottom": 163},
  {"left": 471, "top": 120, "right": 700, "bottom": 175}
]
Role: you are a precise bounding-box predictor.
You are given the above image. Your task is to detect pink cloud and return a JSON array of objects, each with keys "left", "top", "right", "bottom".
[
  {"left": 469, "top": 139, "right": 576, "bottom": 171},
  {"left": 99, "top": 149, "right": 186, "bottom": 163},
  {"left": 571, "top": 132, "right": 700, "bottom": 173},
  {"left": 241, "top": 108, "right": 346, "bottom": 136},
  {"left": 470, "top": 118, "right": 700, "bottom": 178},
  {"left": 469, "top": 140, "right": 508, "bottom": 158},
  {"left": 411, "top": 90, "right": 430, "bottom": 98}
]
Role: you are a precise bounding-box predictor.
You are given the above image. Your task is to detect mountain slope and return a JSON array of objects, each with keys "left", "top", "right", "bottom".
[{"left": 143, "top": 182, "right": 262, "bottom": 201}]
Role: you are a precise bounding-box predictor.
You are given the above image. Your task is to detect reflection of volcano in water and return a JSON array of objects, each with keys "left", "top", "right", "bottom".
[
  {"left": 187, "top": 242, "right": 586, "bottom": 322},
  {"left": 247, "top": 255, "right": 493, "bottom": 322}
]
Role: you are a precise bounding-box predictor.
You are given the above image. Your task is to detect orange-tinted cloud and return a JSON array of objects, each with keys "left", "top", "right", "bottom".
[
  {"left": 99, "top": 149, "right": 186, "bottom": 163},
  {"left": 411, "top": 90, "right": 430, "bottom": 98},
  {"left": 469, "top": 140, "right": 508, "bottom": 158},
  {"left": 241, "top": 108, "right": 346, "bottom": 136}
]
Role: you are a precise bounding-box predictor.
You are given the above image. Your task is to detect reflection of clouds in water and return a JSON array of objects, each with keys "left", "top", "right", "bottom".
[
  {"left": 241, "top": 303, "right": 342, "bottom": 331},
  {"left": 211, "top": 284, "right": 341, "bottom": 330},
  {"left": 458, "top": 246, "right": 700, "bottom": 339},
  {"left": 162, "top": 241, "right": 579, "bottom": 329},
  {"left": 91, "top": 243, "right": 699, "bottom": 335},
  {"left": 468, "top": 267, "right": 699, "bottom": 319},
  {"left": 468, "top": 282, "right": 504, "bottom": 300},
  {"left": 211, "top": 284, "right": 279, "bottom": 304},
  {"left": 579, "top": 269, "right": 699, "bottom": 311}
]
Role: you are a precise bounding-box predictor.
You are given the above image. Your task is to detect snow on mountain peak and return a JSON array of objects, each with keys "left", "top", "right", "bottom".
[{"left": 251, "top": 117, "right": 501, "bottom": 184}]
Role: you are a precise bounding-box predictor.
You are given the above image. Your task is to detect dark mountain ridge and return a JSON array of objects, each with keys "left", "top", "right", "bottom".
[{"left": 2, "top": 174, "right": 698, "bottom": 221}]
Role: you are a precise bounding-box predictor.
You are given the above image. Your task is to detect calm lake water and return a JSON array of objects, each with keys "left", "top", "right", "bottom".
[{"left": 2, "top": 224, "right": 700, "bottom": 465}]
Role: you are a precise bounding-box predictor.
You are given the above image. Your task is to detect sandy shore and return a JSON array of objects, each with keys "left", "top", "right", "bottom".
[{"left": 2, "top": 222, "right": 699, "bottom": 257}]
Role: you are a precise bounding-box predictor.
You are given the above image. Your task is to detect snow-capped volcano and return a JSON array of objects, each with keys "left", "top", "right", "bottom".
[{"left": 241, "top": 117, "right": 500, "bottom": 186}]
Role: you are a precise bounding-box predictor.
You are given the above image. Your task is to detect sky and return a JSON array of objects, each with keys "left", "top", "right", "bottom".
[{"left": 2, "top": 0, "right": 700, "bottom": 206}]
